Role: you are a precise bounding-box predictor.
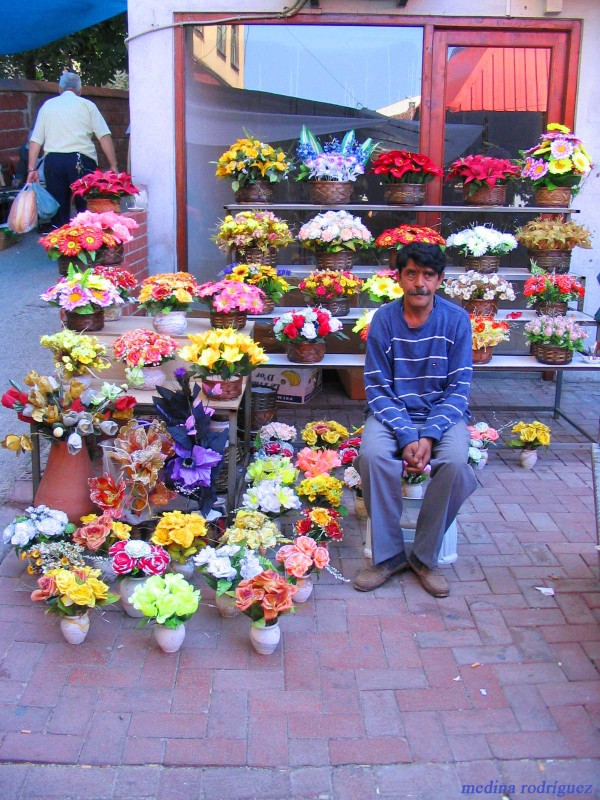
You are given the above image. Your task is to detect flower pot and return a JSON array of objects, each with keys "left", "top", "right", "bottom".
[
  {"left": 234, "top": 246, "right": 277, "bottom": 267},
  {"left": 104, "top": 304, "right": 123, "bottom": 321},
  {"left": 119, "top": 576, "right": 147, "bottom": 617},
  {"left": 34, "top": 441, "right": 97, "bottom": 524},
  {"left": 293, "top": 574, "right": 314, "bottom": 604},
  {"left": 463, "top": 184, "right": 507, "bottom": 206},
  {"left": 86, "top": 197, "right": 121, "bottom": 213},
  {"left": 354, "top": 494, "right": 368, "bottom": 521},
  {"left": 533, "top": 344, "right": 573, "bottom": 365},
  {"left": 235, "top": 181, "right": 274, "bottom": 204},
  {"left": 261, "top": 297, "right": 275, "bottom": 314},
  {"left": 249, "top": 621, "right": 281, "bottom": 655},
  {"left": 402, "top": 482, "right": 424, "bottom": 499},
  {"left": 65, "top": 309, "right": 104, "bottom": 332},
  {"left": 535, "top": 301, "right": 568, "bottom": 317},
  {"left": 527, "top": 249, "right": 571, "bottom": 274},
  {"left": 320, "top": 297, "right": 350, "bottom": 317},
  {"left": 472, "top": 346, "right": 493, "bottom": 365},
  {"left": 464, "top": 255, "right": 500, "bottom": 274},
  {"left": 210, "top": 311, "right": 248, "bottom": 330},
  {"left": 250, "top": 386, "right": 278, "bottom": 430},
  {"left": 202, "top": 375, "right": 243, "bottom": 400},
  {"left": 462, "top": 298, "right": 498, "bottom": 317},
  {"left": 168, "top": 559, "right": 195, "bottom": 580},
  {"left": 60, "top": 612, "right": 90, "bottom": 645},
  {"left": 153, "top": 311, "right": 187, "bottom": 335},
  {"left": 315, "top": 250, "right": 353, "bottom": 271},
  {"left": 519, "top": 449, "right": 538, "bottom": 470},
  {"left": 383, "top": 183, "right": 426, "bottom": 205},
  {"left": 475, "top": 450, "right": 489, "bottom": 470},
  {"left": 96, "top": 243, "right": 125, "bottom": 266},
  {"left": 534, "top": 187, "right": 571, "bottom": 208},
  {"left": 309, "top": 181, "right": 352, "bottom": 205},
  {"left": 286, "top": 341, "right": 326, "bottom": 364},
  {"left": 154, "top": 623, "right": 186, "bottom": 653},
  {"left": 138, "top": 366, "right": 167, "bottom": 391},
  {"left": 215, "top": 592, "right": 240, "bottom": 618},
  {"left": 57, "top": 255, "right": 76, "bottom": 277}
]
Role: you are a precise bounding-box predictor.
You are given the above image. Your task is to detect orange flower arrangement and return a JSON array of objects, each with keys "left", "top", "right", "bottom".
[
  {"left": 295, "top": 447, "right": 341, "bottom": 478},
  {"left": 235, "top": 569, "right": 298, "bottom": 624}
]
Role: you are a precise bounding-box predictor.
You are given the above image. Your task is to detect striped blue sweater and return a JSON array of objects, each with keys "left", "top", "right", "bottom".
[{"left": 364, "top": 295, "right": 473, "bottom": 448}]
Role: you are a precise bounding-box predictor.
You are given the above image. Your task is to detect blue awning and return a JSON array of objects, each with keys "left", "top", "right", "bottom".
[{"left": 0, "top": 1, "right": 127, "bottom": 55}]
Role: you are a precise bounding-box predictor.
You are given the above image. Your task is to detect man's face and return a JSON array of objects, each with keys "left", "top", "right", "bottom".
[{"left": 397, "top": 259, "right": 444, "bottom": 312}]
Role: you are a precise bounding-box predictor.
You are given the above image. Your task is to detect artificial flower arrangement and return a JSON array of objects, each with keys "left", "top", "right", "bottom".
[
  {"left": 370, "top": 149, "right": 442, "bottom": 184},
  {"left": 520, "top": 123, "right": 592, "bottom": 194},
  {"left": 374, "top": 224, "right": 446, "bottom": 252},
  {"left": 72, "top": 513, "right": 131, "bottom": 555},
  {"left": 276, "top": 535, "right": 330, "bottom": 579},
  {"left": 299, "top": 270, "right": 363, "bottom": 302},
  {"left": 137, "top": 273, "right": 202, "bottom": 315},
  {"left": 38, "top": 211, "right": 137, "bottom": 268},
  {"left": 467, "top": 422, "right": 500, "bottom": 468},
  {"left": 109, "top": 539, "right": 171, "bottom": 578},
  {"left": 362, "top": 271, "right": 404, "bottom": 303},
  {"left": 31, "top": 565, "right": 118, "bottom": 616},
  {"left": 71, "top": 170, "right": 139, "bottom": 200},
  {"left": 443, "top": 271, "right": 516, "bottom": 302},
  {"left": 515, "top": 218, "right": 592, "bottom": 252},
  {"left": 471, "top": 315, "right": 511, "bottom": 350},
  {"left": 112, "top": 328, "right": 179, "bottom": 385},
  {"left": 93, "top": 265, "right": 138, "bottom": 303},
  {"left": 294, "top": 506, "right": 343, "bottom": 542},
  {"left": 254, "top": 440, "right": 295, "bottom": 459},
  {"left": 446, "top": 225, "right": 518, "bottom": 257},
  {"left": 353, "top": 308, "right": 377, "bottom": 342},
  {"left": 402, "top": 462, "right": 431, "bottom": 485},
  {"left": 194, "top": 543, "right": 271, "bottom": 599},
  {"left": 178, "top": 328, "right": 268, "bottom": 380},
  {"left": 22, "top": 540, "right": 85, "bottom": 575},
  {"left": 241, "top": 479, "right": 301, "bottom": 516},
  {"left": 338, "top": 435, "right": 362, "bottom": 465},
  {"left": 235, "top": 569, "right": 297, "bottom": 627},
  {"left": 215, "top": 135, "right": 292, "bottom": 191},
  {"left": 508, "top": 420, "right": 551, "bottom": 450},
  {"left": 523, "top": 315, "right": 587, "bottom": 354},
  {"left": 445, "top": 154, "right": 520, "bottom": 196},
  {"left": 196, "top": 279, "right": 265, "bottom": 315},
  {"left": 297, "top": 210, "right": 373, "bottom": 254},
  {"left": 295, "top": 447, "right": 341, "bottom": 478},
  {"left": 523, "top": 267, "right": 585, "bottom": 307},
  {"left": 40, "top": 266, "right": 123, "bottom": 316},
  {"left": 1, "top": 375, "right": 137, "bottom": 457},
  {"left": 40, "top": 330, "right": 110, "bottom": 381},
  {"left": 257, "top": 422, "right": 297, "bottom": 444},
  {"left": 301, "top": 420, "right": 349, "bottom": 449},
  {"left": 295, "top": 125, "right": 377, "bottom": 183},
  {"left": 150, "top": 510, "right": 208, "bottom": 565},
  {"left": 296, "top": 474, "right": 345, "bottom": 508},
  {"left": 273, "top": 308, "right": 345, "bottom": 345},
  {"left": 221, "top": 263, "right": 290, "bottom": 304},
  {"left": 246, "top": 455, "right": 298, "bottom": 486},
  {"left": 2, "top": 505, "right": 75, "bottom": 557},
  {"left": 129, "top": 573, "right": 200, "bottom": 628},
  {"left": 214, "top": 211, "right": 293, "bottom": 254},
  {"left": 343, "top": 466, "right": 362, "bottom": 495},
  {"left": 221, "top": 510, "right": 288, "bottom": 553}
]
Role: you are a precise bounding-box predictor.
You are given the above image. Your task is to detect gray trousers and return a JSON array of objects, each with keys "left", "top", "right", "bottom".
[{"left": 355, "top": 415, "right": 477, "bottom": 567}]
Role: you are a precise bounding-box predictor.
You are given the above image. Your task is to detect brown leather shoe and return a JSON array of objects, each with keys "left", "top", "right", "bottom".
[
  {"left": 408, "top": 556, "right": 449, "bottom": 597},
  {"left": 353, "top": 559, "right": 409, "bottom": 592}
]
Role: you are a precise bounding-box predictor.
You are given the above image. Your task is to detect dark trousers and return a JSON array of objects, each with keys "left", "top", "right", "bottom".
[{"left": 44, "top": 152, "right": 96, "bottom": 227}]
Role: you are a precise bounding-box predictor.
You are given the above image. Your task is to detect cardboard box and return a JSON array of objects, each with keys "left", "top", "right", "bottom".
[
  {"left": 252, "top": 366, "right": 322, "bottom": 404},
  {"left": 337, "top": 368, "right": 366, "bottom": 401}
]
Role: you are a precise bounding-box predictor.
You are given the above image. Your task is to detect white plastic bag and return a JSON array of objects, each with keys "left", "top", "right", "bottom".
[{"left": 7, "top": 185, "right": 37, "bottom": 233}]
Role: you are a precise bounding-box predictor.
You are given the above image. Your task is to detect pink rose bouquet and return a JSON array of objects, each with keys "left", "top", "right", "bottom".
[
  {"left": 197, "top": 280, "right": 265, "bottom": 314},
  {"left": 295, "top": 447, "right": 341, "bottom": 478},
  {"left": 109, "top": 539, "right": 171, "bottom": 577},
  {"left": 113, "top": 329, "right": 178, "bottom": 368},
  {"left": 276, "top": 535, "right": 330, "bottom": 578}
]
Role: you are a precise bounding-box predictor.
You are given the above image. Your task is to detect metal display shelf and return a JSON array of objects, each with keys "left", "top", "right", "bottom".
[{"left": 224, "top": 203, "right": 578, "bottom": 214}]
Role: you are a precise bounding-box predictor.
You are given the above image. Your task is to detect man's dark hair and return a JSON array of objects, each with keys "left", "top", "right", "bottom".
[{"left": 396, "top": 242, "right": 446, "bottom": 276}]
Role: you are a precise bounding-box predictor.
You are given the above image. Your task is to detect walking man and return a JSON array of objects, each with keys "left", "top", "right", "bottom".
[
  {"left": 354, "top": 242, "right": 477, "bottom": 597},
  {"left": 27, "top": 72, "right": 118, "bottom": 226}
]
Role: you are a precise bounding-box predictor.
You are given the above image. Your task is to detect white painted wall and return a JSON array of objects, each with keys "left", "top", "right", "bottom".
[{"left": 127, "top": 0, "right": 600, "bottom": 317}]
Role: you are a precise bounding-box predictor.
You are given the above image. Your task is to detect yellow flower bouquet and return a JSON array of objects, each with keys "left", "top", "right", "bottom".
[
  {"left": 299, "top": 270, "right": 363, "bottom": 302},
  {"left": 297, "top": 474, "right": 345, "bottom": 507},
  {"left": 215, "top": 136, "right": 292, "bottom": 192},
  {"left": 40, "top": 330, "right": 110, "bottom": 380},
  {"left": 508, "top": 420, "right": 551, "bottom": 450},
  {"left": 221, "top": 510, "right": 288, "bottom": 553},
  {"left": 30, "top": 565, "right": 118, "bottom": 616},
  {"left": 137, "top": 273, "right": 202, "bottom": 314},
  {"left": 221, "top": 263, "right": 290, "bottom": 304},
  {"left": 178, "top": 328, "right": 268, "bottom": 380},
  {"left": 301, "top": 420, "right": 349, "bottom": 449},
  {"left": 151, "top": 510, "right": 208, "bottom": 564}
]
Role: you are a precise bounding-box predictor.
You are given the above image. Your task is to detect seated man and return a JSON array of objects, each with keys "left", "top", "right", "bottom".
[{"left": 354, "top": 242, "right": 477, "bottom": 597}]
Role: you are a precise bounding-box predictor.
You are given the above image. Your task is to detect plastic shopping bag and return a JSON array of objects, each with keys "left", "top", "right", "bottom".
[
  {"left": 7, "top": 184, "right": 37, "bottom": 233},
  {"left": 31, "top": 182, "right": 59, "bottom": 222}
]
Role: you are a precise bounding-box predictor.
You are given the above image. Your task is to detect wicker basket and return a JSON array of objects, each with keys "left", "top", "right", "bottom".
[
  {"left": 383, "top": 183, "right": 426, "bottom": 206},
  {"left": 533, "top": 345, "right": 573, "bottom": 365},
  {"left": 210, "top": 311, "right": 248, "bottom": 330},
  {"left": 57, "top": 255, "right": 75, "bottom": 277},
  {"left": 213, "top": 442, "right": 244, "bottom": 493},
  {"left": 462, "top": 299, "right": 498, "bottom": 317},
  {"left": 464, "top": 254, "right": 500, "bottom": 273},
  {"left": 286, "top": 342, "right": 326, "bottom": 364},
  {"left": 534, "top": 187, "right": 571, "bottom": 208},
  {"left": 320, "top": 297, "right": 350, "bottom": 317},
  {"left": 535, "top": 301, "right": 568, "bottom": 317},
  {"left": 235, "top": 181, "right": 274, "bottom": 204},
  {"left": 261, "top": 297, "right": 275, "bottom": 314},
  {"left": 96, "top": 244, "right": 124, "bottom": 266},
  {"left": 463, "top": 184, "right": 507, "bottom": 206},
  {"left": 472, "top": 346, "right": 493, "bottom": 364},
  {"left": 86, "top": 197, "right": 121, "bottom": 213},
  {"left": 65, "top": 310, "right": 104, "bottom": 332},
  {"left": 315, "top": 250, "right": 353, "bottom": 271},
  {"left": 234, "top": 246, "right": 277, "bottom": 267},
  {"left": 527, "top": 249, "right": 571, "bottom": 274},
  {"left": 309, "top": 181, "right": 352, "bottom": 205},
  {"left": 202, "top": 375, "right": 243, "bottom": 400}
]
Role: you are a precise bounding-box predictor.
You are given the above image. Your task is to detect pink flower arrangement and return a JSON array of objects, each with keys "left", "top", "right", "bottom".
[
  {"left": 109, "top": 539, "right": 171, "bottom": 577},
  {"left": 276, "top": 535, "right": 330, "bottom": 578},
  {"left": 295, "top": 447, "right": 341, "bottom": 478},
  {"left": 467, "top": 422, "right": 500, "bottom": 448},
  {"left": 71, "top": 210, "right": 138, "bottom": 244},
  {"left": 197, "top": 280, "right": 265, "bottom": 314},
  {"left": 113, "top": 329, "right": 179, "bottom": 368},
  {"left": 40, "top": 267, "right": 122, "bottom": 312}
]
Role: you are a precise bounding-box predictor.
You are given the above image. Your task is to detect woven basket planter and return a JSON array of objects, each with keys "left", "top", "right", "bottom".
[
  {"left": 527, "top": 249, "right": 571, "bottom": 274},
  {"left": 86, "top": 197, "right": 121, "bottom": 213},
  {"left": 315, "top": 250, "right": 353, "bottom": 271},
  {"left": 234, "top": 181, "right": 274, "bottom": 204},
  {"left": 210, "top": 311, "right": 248, "bottom": 330},
  {"left": 383, "top": 183, "right": 426, "bottom": 206},
  {"left": 65, "top": 310, "right": 104, "bottom": 332},
  {"left": 533, "top": 345, "right": 573, "bottom": 365},
  {"left": 309, "top": 181, "right": 352, "bottom": 205},
  {"left": 320, "top": 297, "right": 351, "bottom": 317},
  {"left": 202, "top": 375, "right": 243, "bottom": 400},
  {"left": 463, "top": 184, "right": 507, "bottom": 206},
  {"left": 534, "top": 187, "right": 571, "bottom": 208},
  {"left": 464, "top": 254, "right": 500, "bottom": 273},
  {"left": 472, "top": 346, "right": 493, "bottom": 364},
  {"left": 233, "top": 246, "right": 277, "bottom": 267},
  {"left": 57, "top": 256, "right": 75, "bottom": 277},
  {"left": 535, "top": 301, "right": 568, "bottom": 317},
  {"left": 96, "top": 244, "right": 124, "bottom": 266},
  {"left": 462, "top": 298, "right": 498, "bottom": 317},
  {"left": 286, "top": 342, "right": 326, "bottom": 364}
]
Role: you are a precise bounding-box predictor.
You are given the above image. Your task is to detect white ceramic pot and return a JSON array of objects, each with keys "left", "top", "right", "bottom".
[
  {"left": 104, "top": 304, "right": 123, "bottom": 321},
  {"left": 119, "top": 576, "right": 147, "bottom": 617},
  {"left": 403, "top": 482, "right": 424, "bottom": 499},
  {"left": 293, "top": 574, "right": 314, "bottom": 604},
  {"left": 154, "top": 623, "right": 186, "bottom": 653},
  {"left": 138, "top": 366, "right": 166, "bottom": 391},
  {"left": 169, "top": 559, "right": 195, "bottom": 580},
  {"left": 215, "top": 592, "right": 240, "bottom": 619},
  {"left": 60, "top": 612, "right": 90, "bottom": 645},
  {"left": 153, "top": 311, "right": 187, "bottom": 335},
  {"left": 249, "top": 621, "right": 281, "bottom": 655},
  {"left": 519, "top": 449, "right": 538, "bottom": 470}
]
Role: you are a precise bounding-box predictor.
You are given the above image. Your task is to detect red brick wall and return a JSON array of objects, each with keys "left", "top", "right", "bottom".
[
  {"left": 0, "top": 78, "right": 129, "bottom": 182},
  {"left": 121, "top": 209, "right": 149, "bottom": 311}
]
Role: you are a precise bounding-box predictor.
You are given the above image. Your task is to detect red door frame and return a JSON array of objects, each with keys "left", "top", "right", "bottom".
[{"left": 173, "top": 12, "right": 581, "bottom": 270}]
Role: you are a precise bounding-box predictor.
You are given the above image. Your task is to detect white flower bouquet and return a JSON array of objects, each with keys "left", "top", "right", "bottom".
[
  {"left": 297, "top": 210, "right": 373, "bottom": 253},
  {"left": 446, "top": 226, "right": 518, "bottom": 257},
  {"left": 241, "top": 479, "right": 302, "bottom": 516},
  {"left": 443, "top": 271, "right": 516, "bottom": 302}
]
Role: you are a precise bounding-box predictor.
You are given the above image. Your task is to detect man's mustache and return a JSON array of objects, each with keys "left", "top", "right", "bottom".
[{"left": 408, "top": 289, "right": 430, "bottom": 296}]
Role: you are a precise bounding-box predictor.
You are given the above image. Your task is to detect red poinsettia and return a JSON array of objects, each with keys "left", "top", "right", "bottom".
[
  {"left": 71, "top": 170, "right": 140, "bottom": 199},
  {"left": 445, "top": 155, "right": 520, "bottom": 189},
  {"left": 371, "top": 150, "right": 443, "bottom": 184}
]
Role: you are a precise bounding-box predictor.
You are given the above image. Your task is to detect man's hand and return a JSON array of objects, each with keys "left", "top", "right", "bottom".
[{"left": 402, "top": 437, "right": 433, "bottom": 473}]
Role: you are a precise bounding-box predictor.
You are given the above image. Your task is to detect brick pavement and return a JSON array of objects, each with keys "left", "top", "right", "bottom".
[{"left": 0, "top": 373, "right": 599, "bottom": 799}]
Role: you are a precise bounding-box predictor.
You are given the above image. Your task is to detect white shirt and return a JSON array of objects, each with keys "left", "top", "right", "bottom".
[{"left": 30, "top": 90, "right": 111, "bottom": 162}]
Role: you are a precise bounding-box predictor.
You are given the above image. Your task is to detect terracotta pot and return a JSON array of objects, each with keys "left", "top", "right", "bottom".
[
  {"left": 309, "top": 181, "right": 352, "bottom": 205},
  {"left": 234, "top": 246, "right": 277, "bottom": 267},
  {"left": 152, "top": 311, "right": 187, "bottom": 335},
  {"left": 210, "top": 311, "right": 247, "bottom": 330},
  {"left": 249, "top": 621, "right": 281, "bottom": 654},
  {"left": 472, "top": 346, "right": 493, "bottom": 364},
  {"left": 527, "top": 249, "right": 571, "bottom": 274},
  {"left": 533, "top": 344, "right": 573, "bottom": 365},
  {"left": 463, "top": 184, "right": 507, "bottom": 206},
  {"left": 86, "top": 197, "right": 121, "bottom": 213},
  {"left": 464, "top": 255, "right": 500, "bottom": 274},
  {"left": 315, "top": 250, "right": 353, "bottom": 271},
  {"left": 202, "top": 375, "right": 243, "bottom": 400},
  {"left": 534, "top": 187, "right": 571, "bottom": 208},
  {"left": 462, "top": 298, "right": 498, "bottom": 317},
  {"left": 60, "top": 612, "right": 90, "bottom": 645},
  {"left": 154, "top": 623, "right": 186, "bottom": 653},
  {"left": 168, "top": 559, "right": 195, "bottom": 579},
  {"left": 34, "top": 441, "right": 97, "bottom": 524},
  {"left": 235, "top": 181, "right": 274, "bottom": 204},
  {"left": 65, "top": 309, "right": 104, "bottom": 332},
  {"left": 286, "top": 341, "right": 326, "bottom": 364},
  {"left": 383, "top": 183, "right": 426, "bottom": 205},
  {"left": 535, "top": 301, "right": 568, "bottom": 317}
]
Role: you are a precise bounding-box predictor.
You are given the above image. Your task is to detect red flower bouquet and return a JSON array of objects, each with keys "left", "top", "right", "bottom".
[
  {"left": 446, "top": 155, "right": 520, "bottom": 194},
  {"left": 94, "top": 265, "right": 138, "bottom": 301},
  {"left": 370, "top": 150, "right": 442, "bottom": 184},
  {"left": 523, "top": 272, "right": 585, "bottom": 306},
  {"left": 374, "top": 224, "right": 446, "bottom": 250},
  {"left": 294, "top": 507, "right": 343, "bottom": 542},
  {"left": 273, "top": 307, "right": 345, "bottom": 344},
  {"left": 109, "top": 539, "right": 170, "bottom": 578},
  {"left": 71, "top": 170, "right": 139, "bottom": 200}
]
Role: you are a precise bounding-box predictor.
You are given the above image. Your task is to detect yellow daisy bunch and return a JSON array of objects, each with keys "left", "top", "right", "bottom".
[
  {"left": 215, "top": 136, "right": 292, "bottom": 190},
  {"left": 362, "top": 270, "right": 404, "bottom": 303},
  {"left": 179, "top": 328, "right": 268, "bottom": 379},
  {"left": 509, "top": 420, "right": 551, "bottom": 449},
  {"left": 40, "top": 330, "right": 110, "bottom": 378},
  {"left": 223, "top": 264, "right": 290, "bottom": 303},
  {"left": 222, "top": 510, "right": 287, "bottom": 552},
  {"left": 297, "top": 474, "right": 345, "bottom": 507},
  {"left": 301, "top": 420, "right": 349, "bottom": 449},
  {"left": 151, "top": 510, "right": 208, "bottom": 562}
]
